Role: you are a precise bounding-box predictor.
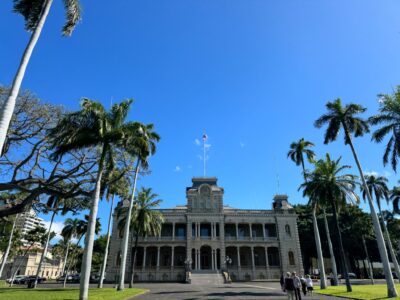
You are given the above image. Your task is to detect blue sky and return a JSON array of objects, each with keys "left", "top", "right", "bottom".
[{"left": 1, "top": 1, "right": 400, "bottom": 240}]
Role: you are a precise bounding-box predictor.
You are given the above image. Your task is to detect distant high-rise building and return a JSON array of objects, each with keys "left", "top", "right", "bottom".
[{"left": 16, "top": 209, "right": 46, "bottom": 246}]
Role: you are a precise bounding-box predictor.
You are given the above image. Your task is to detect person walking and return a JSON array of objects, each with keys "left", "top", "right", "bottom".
[
  {"left": 300, "top": 275, "right": 307, "bottom": 296},
  {"left": 306, "top": 275, "right": 314, "bottom": 297},
  {"left": 284, "top": 272, "right": 296, "bottom": 300},
  {"left": 292, "top": 271, "right": 302, "bottom": 300}
]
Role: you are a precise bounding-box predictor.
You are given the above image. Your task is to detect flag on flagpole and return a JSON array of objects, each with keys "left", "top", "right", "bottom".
[{"left": 202, "top": 133, "right": 208, "bottom": 141}]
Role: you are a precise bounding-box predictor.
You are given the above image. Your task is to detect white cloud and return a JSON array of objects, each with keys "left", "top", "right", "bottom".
[
  {"left": 174, "top": 166, "right": 182, "bottom": 172},
  {"left": 194, "top": 139, "right": 201, "bottom": 146},
  {"left": 43, "top": 220, "right": 64, "bottom": 242},
  {"left": 364, "top": 170, "right": 391, "bottom": 178}
]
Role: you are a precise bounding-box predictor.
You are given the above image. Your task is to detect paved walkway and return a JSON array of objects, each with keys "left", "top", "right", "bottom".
[{"left": 134, "top": 281, "right": 339, "bottom": 300}]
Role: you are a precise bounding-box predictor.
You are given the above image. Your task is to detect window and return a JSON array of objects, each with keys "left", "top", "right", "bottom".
[
  {"left": 267, "top": 247, "right": 280, "bottom": 267},
  {"left": 285, "top": 224, "right": 291, "bottom": 236},
  {"left": 289, "top": 251, "right": 295, "bottom": 265}
]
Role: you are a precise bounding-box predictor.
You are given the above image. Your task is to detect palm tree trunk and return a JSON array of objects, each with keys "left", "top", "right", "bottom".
[
  {"left": 129, "top": 234, "right": 140, "bottom": 288},
  {"left": 331, "top": 201, "right": 352, "bottom": 292},
  {"left": 117, "top": 159, "right": 140, "bottom": 291},
  {"left": 362, "top": 235, "right": 374, "bottom": 285},
  {"left": 312, "top": 204, "right": 327, "bottom": 289},
  {"left": 10, "top": 245, "right": 32, "bottom": 287},
  {"left": 33, "top": 210, "right": 56, "bottom": 288},
  {"left": 98, "top": 194, "right": 115, "bottom": 288},
  {"left": 64, "top": 235, "right": 83, "bottom": 288},
  {"left": 61, "top": 241, "right": 70, "bottom": 276},
  {"left": 343, "top": 127, "right": 397, "bottom": 297},
  {"left": 322, "top": 209, "right": 338, "bottom": 285},
  {"left": 0, "top": 0, "right": 53, "bottom": 155},
  {"left": 379, "top": 208, "right": 400, "bottom": 282},
  {"left": 0, "top": 214, "right": 18, "bottom": 278},
  {"left": 79, "top": 146, "right": 107, "bottom": 300}
]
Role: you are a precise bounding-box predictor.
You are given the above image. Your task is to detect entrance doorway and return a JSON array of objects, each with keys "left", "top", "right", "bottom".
[{"left": 200, "top": 246, "right": 212, "bottom": 269}]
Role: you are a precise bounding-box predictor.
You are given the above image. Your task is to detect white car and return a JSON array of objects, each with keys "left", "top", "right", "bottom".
[{"left": 6, "top": 275, "right": 27, "bottom": 284}]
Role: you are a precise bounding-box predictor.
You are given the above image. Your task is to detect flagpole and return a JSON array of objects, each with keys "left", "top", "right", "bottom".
[{"left": 203, "top": 136, "right": 206, "bottom": 177}]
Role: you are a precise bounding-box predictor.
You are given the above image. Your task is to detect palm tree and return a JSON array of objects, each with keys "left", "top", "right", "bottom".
[
  {"left": 118, "top": 187, "right": 163, "bottom": 288},
  {"left": 300, "top": 154, "right": 358, "bottom": 292},
  {"left": 61, "top": 218, "right": 80, "bottom": 276},
  {"left": 287, "top": 138, "right": 330, "bottom": 288},
  {"left": 391, "top": 185, "right": 400, "bottom": 215},
  {"left": 117, "top": 124, "right": 160, "bottom": 290},
  {"left": 48, "top": 99, "right": 134, "bottom": 300},
  {"left": 360, "top": 175, "right": 400, "bottom": 281},
  {"left": 62, "top": 215, "right": 101, "bottom": 288},
  {"left": 369, "top": 87, "right": 400, "bottom": 172},
  {"left": 0, "top": 214, "right": 18, "bottom": 278},
  {"left": 98, "top": 170, "right": 130, "bottom": 288},
  {"left": 0, "top": 0, "right": 81, "bottom": 155},
  {"left": 315, "top": 99, "right": 398, "bottom": 297}
]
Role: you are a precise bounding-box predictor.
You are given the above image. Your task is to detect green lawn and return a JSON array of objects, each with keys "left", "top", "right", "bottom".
[
  {"left": 315, "top": 284, "right": 400, "bottom": 300},
  {"left": 0, "top": 286, "right": 147, "bottom": 300}
]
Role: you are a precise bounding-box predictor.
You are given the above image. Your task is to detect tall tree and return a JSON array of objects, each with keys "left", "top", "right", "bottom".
[
  {"left": 33, "top": 195, "right": 85, "bottom": 288},
  {"left": 361, "top": 175, "right": 400, "bottom": 281},
  {"left": 98, "top": 170, "right": 130, "bottom": 288},
  {"left": 315, "top": 98, "right": 397, "bottom": 297},
  {"left": 300, "top": 154, "right": 358, "bottom": 292},
  {"left": 391, "top": 185, "right": 400, "bottom": 215},
  {"left": 117, "top": 188, "right": 163, "bottom": 288},
  {"left": 118, "top": 124, "right": 160, "bottom": 290},
  {"left": 288, "top": 138, "right": 330, "bottom": 288},
  {"left": 0, "top": 214, "right": 19, "bottom": 278},
  {"left": 9, "top": 226, "right": 49, "bottom": 287},
  {"left": 48, "top": 99, "right": 134, "bottom": 300},
  {"left": 61, "top": 217, "right": 80, "bottom": 276},
  {"left": 0, "top": 0, "right": 81, "bottom": 155}
]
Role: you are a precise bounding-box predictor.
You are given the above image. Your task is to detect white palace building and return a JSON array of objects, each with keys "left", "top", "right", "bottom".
[{"left": 105, "top": 177, "right": 303, "bottom": 282}]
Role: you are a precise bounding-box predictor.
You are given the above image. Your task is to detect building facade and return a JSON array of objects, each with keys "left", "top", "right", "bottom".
[
  {"left": 105, "top": 177, "right": 303, "bottom": 282},
  {"left": 16, "top": 209, "right": 46, "bottom": 246}
]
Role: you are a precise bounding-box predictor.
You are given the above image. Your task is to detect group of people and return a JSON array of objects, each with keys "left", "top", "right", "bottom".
[{"left": 280, "top": 272, "right": 313, "bottom": 300}]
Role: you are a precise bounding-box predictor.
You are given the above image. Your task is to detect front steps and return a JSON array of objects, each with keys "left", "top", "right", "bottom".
[{"left": 190, "top": 270, "right": 224, "bottom": 286}]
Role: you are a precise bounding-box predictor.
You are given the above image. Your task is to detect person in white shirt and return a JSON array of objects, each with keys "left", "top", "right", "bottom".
[{"left": 305, "top": 275, "right": 314, "bottom": 296}]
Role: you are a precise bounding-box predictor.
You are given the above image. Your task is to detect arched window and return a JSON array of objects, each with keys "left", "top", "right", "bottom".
[
  {"left": 288, "top": 251, "right": 295, "bottom": 265},
  {"left": 285, "top": 224, "right": 291, "bottom": 236}
]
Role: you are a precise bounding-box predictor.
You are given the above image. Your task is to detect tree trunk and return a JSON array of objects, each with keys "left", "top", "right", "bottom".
[
  {"left": 362, "top": 235, "right": 374, "bottom": 285},
  {"left": 312, "top": 204, "right": 327, "bottom": 289},
  {"left": 322, "top": 209, "right": 338, "bottom": 285},
  {"left": 0, "top": 0, "right": 53, "bottom": 156},
  {"left": 331, "top": 201, "right": 352, "bottom": 292},
  {"left": 33, "top": 210, "right": 55, "bottom": 288},
  {"left": 64, "top": 235, "right": 83, "bottom": 288},
  {"left": 129, "top": 234, "right": 140, "bottom": 288},
  {"left": 98, "top": 194, "right": 115, "bottom": 288},
  {"left": 0, "top": 214, "right": 18, "bottom": 278},
  {"left": 10, "top": 245, "right": 32, "bottom": 287},
  {"left": 379, "top": 208, "right": 400, "bottom": 282},
  {"left": 343, "top": 126, "right": 398, "bottom": 297},
  {"left": 117, "top": 160, "right": 140, "bottom": 291},
  {"left": 61, "top": 241, "right": 70, "bottom": 276},
  {"left": 79, "top": 145, "right": 107, "bottom": 300}
]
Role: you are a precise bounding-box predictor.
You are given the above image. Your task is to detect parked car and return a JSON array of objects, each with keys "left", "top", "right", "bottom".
[
  {"left": 56, "top": 274, "right": 79, "bottom": 283},
  {"left": 21, "top": 275, "right": 46, "bottom": 284},
  {"left": 6, "top": 275, "right": 27, "bottom": 284},
  {"left": 338, "top": 272, "right": 357, "bottom": 279}
]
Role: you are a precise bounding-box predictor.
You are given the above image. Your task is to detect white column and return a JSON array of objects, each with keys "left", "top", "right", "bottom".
[
  {"left": 142, "top": 247, "right": 147, "bottom": 271},
  {"left": 251, "top": 246, "right": 255, "bottom": 277},
  {"left": 197, "top": 249, "right": 201, "bottom": 270},
  {"left": 195, "top": 249, "right": 198, "bottom": 270},
  {"left": 249, "top": 223, "right": 253, "bottom": 240},
  {"left": 157, "top": 246, "right": 160, "bottom": 270},
  {"left": 237, "top": 247, "right": 241, "bottom": 268},
  {"left": 211, "top": 249, "right": 215, "bottom": 270},
  {"left": 236, "top": 223, "right": 239, "bottom": 239},
  {"left": 265, "top": 247, "right": 270, "bottom": 279},
  {"left": 171, "top": 247, "right": 174, "bottom": 269},
  {"left": 262, "top": 224, "right": 266, "bottom": 240},
  {"left": 172, "top": 222, "right": 175, "bottom": 240}
]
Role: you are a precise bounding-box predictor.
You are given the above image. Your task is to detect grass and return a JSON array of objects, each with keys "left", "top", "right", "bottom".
[
  {"left": 0, "top": 285, "right": 147, "bottom": 300},
  {"left": 315, "top": 284, "right": 400, "bottom": 300}
]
